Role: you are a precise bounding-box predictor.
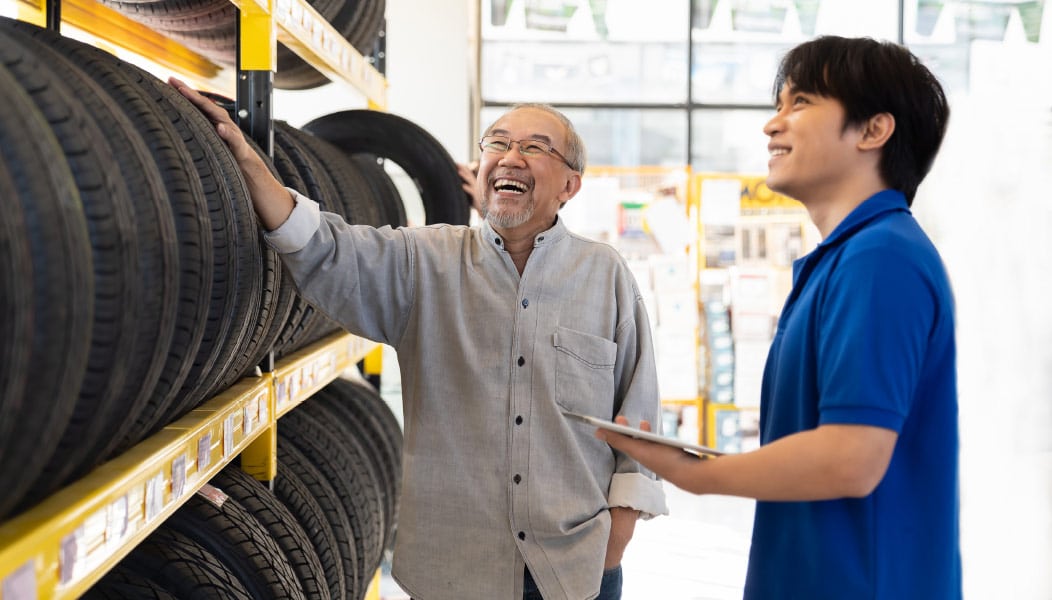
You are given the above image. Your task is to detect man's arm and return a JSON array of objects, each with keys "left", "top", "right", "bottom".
[
  {"left": 604, "top": 506, "right": 638, "bottom": 569},
  {"left": 599, "top": 420, "right": 897, "bottom": 501},
  {"left": 169, "top": 77, "right": 294, "bottom": 231}
]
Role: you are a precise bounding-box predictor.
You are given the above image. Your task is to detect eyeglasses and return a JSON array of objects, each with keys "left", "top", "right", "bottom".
[{"left": 479, "top": 135, "right": 576, "bottom": 170}]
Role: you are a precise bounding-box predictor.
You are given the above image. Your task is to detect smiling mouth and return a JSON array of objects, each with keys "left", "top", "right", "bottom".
[
  {"left": 493, "top": 178, "right": 529, "bottom": 194},
  {"left": 769, "top": 148, "right": 789, "bottom": 157}
]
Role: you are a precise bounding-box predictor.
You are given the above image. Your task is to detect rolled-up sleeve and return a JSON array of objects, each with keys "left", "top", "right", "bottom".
[
  {"left": 263, "top": 188, "right": 322, "bottom": 253},
  {"left": 609, "top": 472, "right": 668, "bottom": 519}
]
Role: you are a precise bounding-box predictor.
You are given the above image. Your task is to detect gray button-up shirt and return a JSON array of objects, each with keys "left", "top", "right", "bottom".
[{"left": 266, "top": 192, "right": 668, "bottom": 600}]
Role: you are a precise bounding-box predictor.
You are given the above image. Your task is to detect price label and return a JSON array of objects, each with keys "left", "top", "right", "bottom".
[
  {"left": 2, "top": 561, "right": 36, "bottom": 600},
  {"left": 223, "top": 414, "right": 236, "bottom": 458},
  {"left": 197, "top": 433, "right": 212, "bottom": 471},
  {"left": 59, "top": 529, "right": 81, "bottom": 584},
  {"left": 145, "top": 472, "right": 165, "bottom": 521},
  {"left": 105, "top": 496, "right": 128, "bottom": 546},
  {"left": 172, "top": 453, "right": 187, "bottom": 498}
]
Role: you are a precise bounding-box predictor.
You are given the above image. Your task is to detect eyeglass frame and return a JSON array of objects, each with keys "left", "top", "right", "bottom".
[{"left": 478, "top": 135, "right": 577, "bottom": 171}]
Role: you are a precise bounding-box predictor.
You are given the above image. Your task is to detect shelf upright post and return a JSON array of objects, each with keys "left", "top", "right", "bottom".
[
  {"left": 236, "top": 0, "right": 279, "bottom": 485},
  {"left": 235, "top": 0, "right": 275, "bottom": 158},
  {"left": 44, "top": 0, "right": 59, "bottom": 30}
]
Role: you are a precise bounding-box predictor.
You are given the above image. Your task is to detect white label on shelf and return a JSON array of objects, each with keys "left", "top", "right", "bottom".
[
  {"left": 223, "top": 414, "right": 236, "bottom": 458},
  {"left": 197, "top": 433, "right": 212, "bottom": 471},
  {"left": 145, "top": 472, "right": 165, "bottom": 521},
  {"left": 258, "top": 393, "right": 269, "bottom": 424},
  {"left": 1, "top": 561, "right": 36, "bottom": 600},
  {"left": 243, "top": 403, "right": 256, "bottom": 436},
  {"left": 172, "top": 453, "right": 187, "bottom": 498},
  {"left": 289, "top": 369, "right": 301, "bottom": 402},
  {"left": 276, "top": 378, "right": 289, "bottom": 408},
  {"left": 105, "top": 495, "right": 128, "bottom": 547},
  {"left": 59, "top": 528, "right": 81, "bottom": 584},
  {"left": 315, "top": 353, "right": 334, "bottom": 381}
]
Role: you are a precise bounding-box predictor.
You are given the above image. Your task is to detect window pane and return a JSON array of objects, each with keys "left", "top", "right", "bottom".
[
  {"left": 481, "top": 0, "right": 690, "bottom": 104},
  {"left": 691, "top": 109, "right": 770, "bottom": 173},
  {"left": 903, "top": 0, "right": 1051, "bottom": 97},
  {"left": 691, "top": 0, "right": 901, "bottom": 105},
  {"left": 481, "top": 107, "right": 688, "bottom": 167}
]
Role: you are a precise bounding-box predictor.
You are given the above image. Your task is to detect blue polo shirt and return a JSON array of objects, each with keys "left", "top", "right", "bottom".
[{"left": 745, "top": 190, "right": 961, "bottom": 599}]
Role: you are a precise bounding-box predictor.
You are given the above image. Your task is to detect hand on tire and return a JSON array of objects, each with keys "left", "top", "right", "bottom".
[{"left": 168, "top": 76, "right": 296, "bottom": 231}]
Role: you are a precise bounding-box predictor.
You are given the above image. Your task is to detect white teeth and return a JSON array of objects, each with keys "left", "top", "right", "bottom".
[
  {"left": 770, "top": 148, "right": 789, "bottom": 157},
  {"left": 494, "top": 178, "right": 528, "bottom": 193}
]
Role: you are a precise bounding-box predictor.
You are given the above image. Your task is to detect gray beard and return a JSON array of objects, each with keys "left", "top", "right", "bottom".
[{"left": 485, "top": 201, "right": 534, "bottom": 229}]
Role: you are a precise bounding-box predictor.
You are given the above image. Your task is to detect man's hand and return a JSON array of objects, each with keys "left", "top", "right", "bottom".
[
  {"left": 457, "top": 161, "right": 481, "bottom": 216},
  {"left": 599, "top": 416, "right": 898, "bottom": 501},
  {"left": 168, "top": 76, "right": 295, "bottom": 231},
  {"left": 604, "top": 506, "right": 638, "bottom": 569}
]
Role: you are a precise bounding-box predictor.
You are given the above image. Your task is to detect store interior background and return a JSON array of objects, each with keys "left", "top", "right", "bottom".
[{"left": 271, "top": 0, "right": 1052, "bottom": 597}]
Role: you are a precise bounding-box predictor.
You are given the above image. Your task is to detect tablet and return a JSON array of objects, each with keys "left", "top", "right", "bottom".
[{"left": 562, "top": 410, "right": 725, "bottom": 457}]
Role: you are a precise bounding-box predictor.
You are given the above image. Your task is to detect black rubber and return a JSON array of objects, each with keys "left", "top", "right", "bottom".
[
  {"left": 313, "top": 378, "right": 402, "bottom": 552},
  {"left": 280, "top": 406, "right": 386, "bottom": 590},
  {"left": 8, "top": 20, "right": 216, "bottom": 452},
  {"left": 277, "top": 440, "right": 360, "bottom": 598},
  {"left": 166, "top": 484, "right": 306, "bottom": 599},
  {"left": 303, "top": 110, "right": 471, "bottom": 225},
  {"left": 0, "top": 19, "right": 181, "bottom": 471},
  {"left": 272, "top": 458, "right": 347, "bottom": 600},
  {"left": 117, "top": 526, "right": 254, "bottom": 599},
  {"left": 82, "top": 563, "right": 180, "bottom": 600},
  {"left": 0, "top": 57, "right": 92, "bottom": 520},
  {"left": 211, "top": 466, "right": 330, "bottom": 600}
]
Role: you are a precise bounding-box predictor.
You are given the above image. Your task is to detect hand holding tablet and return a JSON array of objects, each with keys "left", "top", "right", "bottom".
[{"left": 562, "top": 410, "right": 724, "bottom": 457}]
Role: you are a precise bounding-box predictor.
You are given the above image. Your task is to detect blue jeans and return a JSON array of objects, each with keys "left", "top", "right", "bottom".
[{"left": 523, "top": 565, "right": 622, "bottom": 600}]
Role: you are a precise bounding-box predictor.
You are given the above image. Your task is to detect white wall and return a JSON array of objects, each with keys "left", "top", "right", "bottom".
[
  {"left": 385, "top": 0, "right": 474, "bottom": 163},
  {"left": 273, "top": 0, "right": 473, "bottom": 164}
]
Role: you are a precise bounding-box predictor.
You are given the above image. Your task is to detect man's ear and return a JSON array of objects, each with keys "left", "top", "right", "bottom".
[
  {"left": 858, "top": 112, "right": 895, "bottom": 151},
  {"left": 558, "top": 171, "right": 583, "bottom": 206}
]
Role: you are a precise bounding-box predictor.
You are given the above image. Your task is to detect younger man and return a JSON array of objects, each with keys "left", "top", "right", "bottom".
[{"left": 599, "top": 36, "right": 959, "bottom": 599}]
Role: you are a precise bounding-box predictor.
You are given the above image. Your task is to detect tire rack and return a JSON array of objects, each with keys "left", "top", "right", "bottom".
[{"left": 0, "top": 0, "right": 387, "bottom": 595}]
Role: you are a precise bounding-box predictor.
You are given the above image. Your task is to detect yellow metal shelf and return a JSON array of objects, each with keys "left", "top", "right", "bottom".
[
  {"left": 0, "top": 331, "right": 376, "bottom": 599},
  {"left": 15, "top": 0, "right": 223, "bottom": 79},
  {"left": 271, "top": 0, "right": 387, "bottom": 108},
  {"left": 11, "top": 0, "right": 387, "bottom": 107}
]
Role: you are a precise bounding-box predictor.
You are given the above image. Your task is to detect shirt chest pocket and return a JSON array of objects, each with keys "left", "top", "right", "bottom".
[{"left": 553, "top": 326, "right": 617, "bottom": 417}]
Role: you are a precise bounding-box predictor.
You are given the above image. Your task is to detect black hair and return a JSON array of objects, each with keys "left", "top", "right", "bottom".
[{"left": 773, "top": 36, "right": 949, "bottom": 205}]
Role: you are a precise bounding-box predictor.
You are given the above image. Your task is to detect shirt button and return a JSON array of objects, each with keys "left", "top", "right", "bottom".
[
  {"left": 513, "top": 474, "right": 521, "bottom": 484},
  {"left": 515, "top": 415, "right": 523, "bottom": 425},
  {"left": 518, "top": 531, "right": 526, "bottom": 540},
  {"left": 521, "top": 298, "right": 529, "bottom": 308},
  {"left": 517, "top": 356, "right": 525, "bottom": 367},
  {"left": 537, "top": 236, "right": 544, "bottom": 242}
]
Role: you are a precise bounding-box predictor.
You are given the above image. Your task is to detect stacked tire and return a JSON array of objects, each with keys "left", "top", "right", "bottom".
[
  {"left": 84, "top": 377, "right": 403, "bottom": 600},
  {"left": 0, "top": 17, "right": 465, "bottom": 521},
  {"left": 97, "top": 0, "right": 387, "bottom": 90}
]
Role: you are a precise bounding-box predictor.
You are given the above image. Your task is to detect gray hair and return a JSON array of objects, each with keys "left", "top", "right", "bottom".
[{"left": 485, "top": 103, "right": 587, "bottom": 173}]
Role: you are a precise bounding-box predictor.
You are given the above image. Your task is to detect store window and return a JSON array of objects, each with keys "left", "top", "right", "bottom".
[
  {"left": 481, "top": 0, "right": 690, "bottom": 105},
  {"left": 481, "top": 106, "right": 689, "bottom": 166},
  {"left": 691, "top": 108, "right": 769, "bottom": 173}
]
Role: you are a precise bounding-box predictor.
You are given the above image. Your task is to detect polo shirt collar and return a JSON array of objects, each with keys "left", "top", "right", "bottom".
[{"left": 819, "top": 189, "right": 910, "bottom": 249}]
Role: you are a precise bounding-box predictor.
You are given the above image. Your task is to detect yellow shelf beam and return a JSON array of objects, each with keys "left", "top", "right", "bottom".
[
  {"left": 13, "top": 0, "right": 386, "bottom": 108},
  {"left": 271, "top": 0, "right": 387, "bottom": 108},
  {"left": 16, "top": 0, "right": 222, "bottom": 79},
  {"left": 0, "top": 332, "right": 376, "bottom": 599}
]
